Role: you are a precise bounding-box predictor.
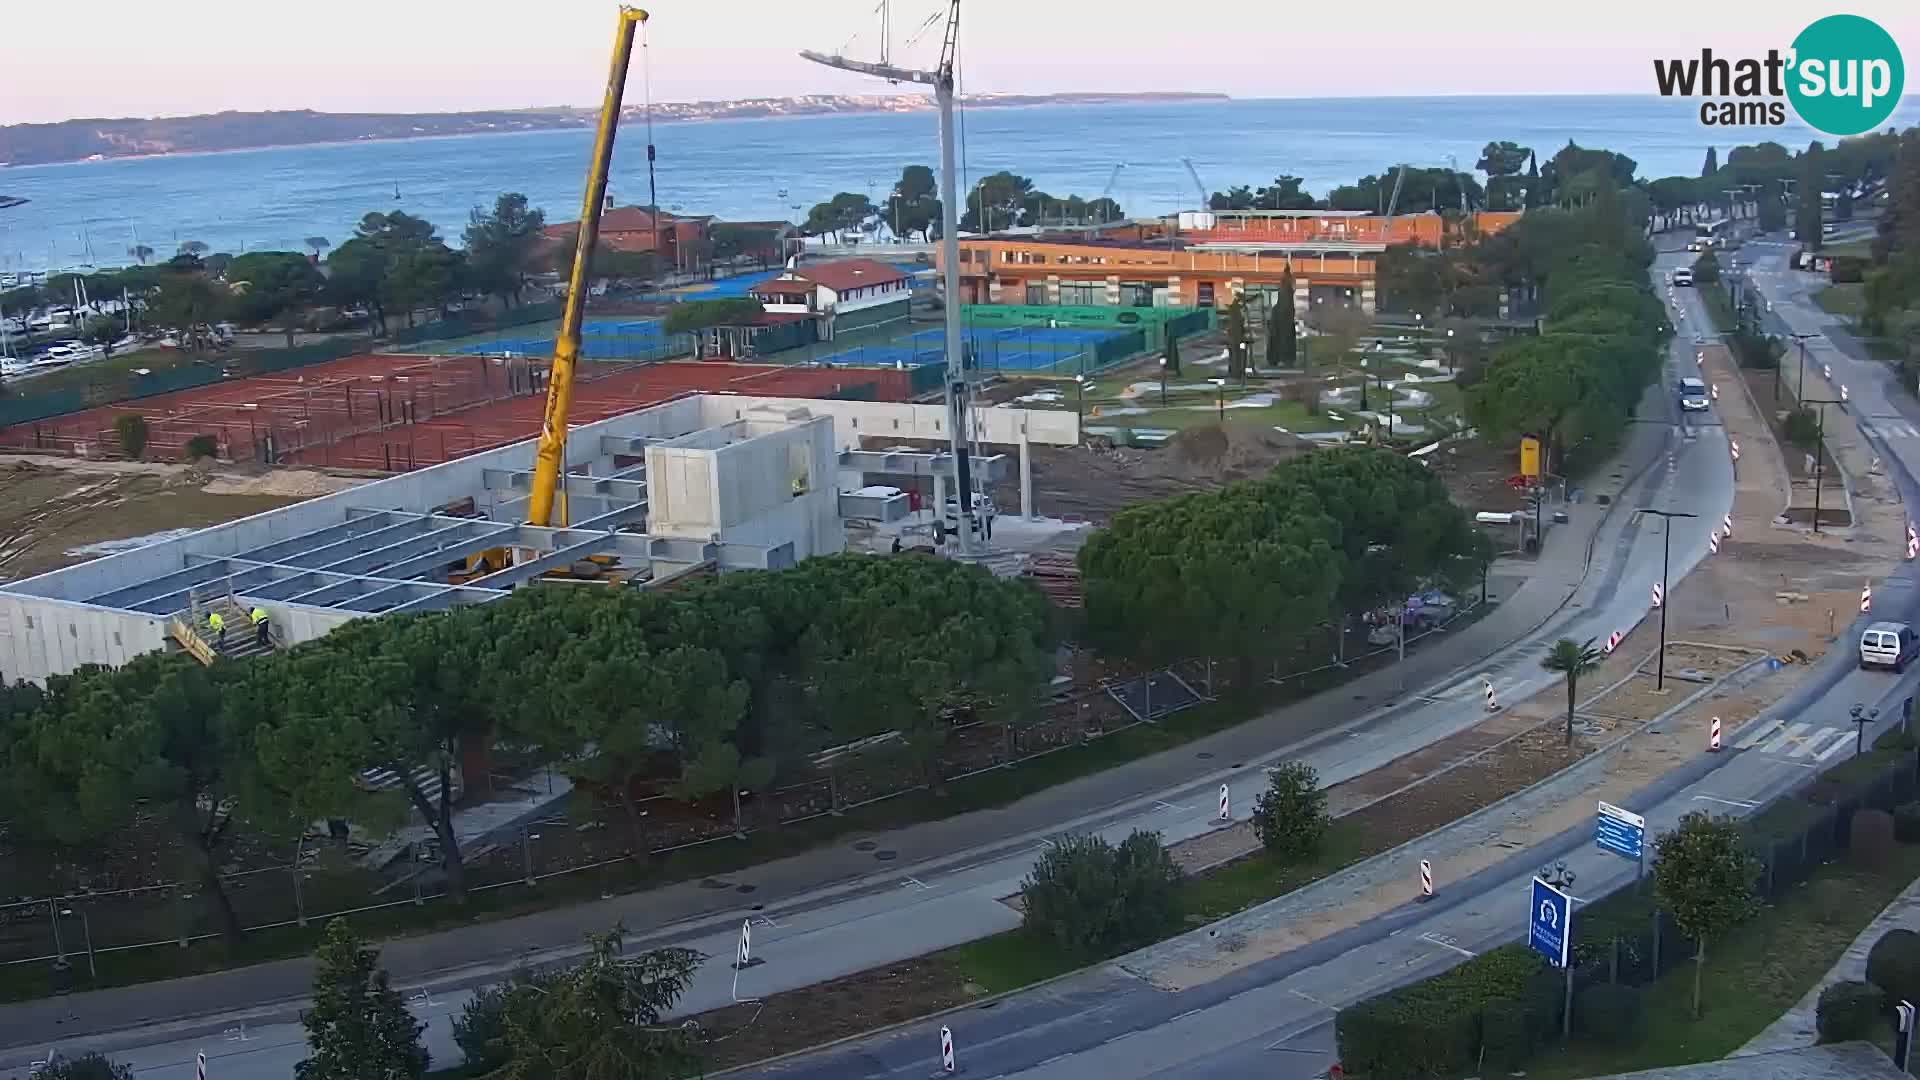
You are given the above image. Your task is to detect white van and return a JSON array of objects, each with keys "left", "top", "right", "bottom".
[
  {"left": 1672, "top": 268, "right": 1695, "bottom": 287},
  {"left": 1860, "top": 621, "right": 1919, "bottom": 672}
]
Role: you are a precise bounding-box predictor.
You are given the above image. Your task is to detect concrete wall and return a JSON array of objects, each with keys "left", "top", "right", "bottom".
[
  {"left": 698, "top": 397, "right": 1080, "bottom": 450},
  {"left": 0, "top": 593, "right": 169, "bottom": 683}
]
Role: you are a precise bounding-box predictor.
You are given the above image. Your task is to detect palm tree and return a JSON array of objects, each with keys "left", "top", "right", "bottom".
[
  {"left": 178, "top": 240, "right": 209, "bottom": 258},
  {"left": 127, "top": 244, "right": 154, "bottom": 265},
  {"left": 1541, "top": 637, "right": 1604, "bottom": 745},
  {"left": 305, "top": 236, "right": 331, "bottom": 259}
]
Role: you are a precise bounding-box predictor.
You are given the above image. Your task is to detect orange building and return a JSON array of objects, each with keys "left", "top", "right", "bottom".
[{"left": 947, "top": 209, "right": 1520, "bottom": 315}]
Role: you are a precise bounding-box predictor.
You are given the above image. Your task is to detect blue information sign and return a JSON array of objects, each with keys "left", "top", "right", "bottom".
[
  {"left": 1529, "top": 877, "right": 1572, "bottom": 968},
  {"left": 1594, "top": 800, "right": 1646, "bottom": 862}
]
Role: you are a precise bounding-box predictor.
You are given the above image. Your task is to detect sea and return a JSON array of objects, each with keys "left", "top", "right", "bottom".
[{"left": 4, "top": 94, "right": 1919, "bottom": 275}]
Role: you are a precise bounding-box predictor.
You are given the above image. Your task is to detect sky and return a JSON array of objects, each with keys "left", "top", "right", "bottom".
[{"left": 3, "top": 1, "right": 1919, "bottom": 126}]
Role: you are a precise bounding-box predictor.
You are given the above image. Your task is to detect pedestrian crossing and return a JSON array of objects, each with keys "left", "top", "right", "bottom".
[
  {"left": 1860, "top": 419, "right": 1920, "bottom": 440},
  {"left": 1731, "top": 718, "right": 1856, "bottom": 762}
]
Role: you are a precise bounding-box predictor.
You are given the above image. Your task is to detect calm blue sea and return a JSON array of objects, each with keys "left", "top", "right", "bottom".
[{"left": 4, "top": 94, "right": 1918, "bottom": 274}]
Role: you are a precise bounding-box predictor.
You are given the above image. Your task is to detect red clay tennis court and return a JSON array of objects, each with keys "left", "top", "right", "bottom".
[{"left": 0, "top": 353, "right": 915, "bottom": 470}]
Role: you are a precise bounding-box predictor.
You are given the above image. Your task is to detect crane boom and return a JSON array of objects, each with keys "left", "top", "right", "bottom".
[
  {"left": 526, "top": 5, "right": 649, "bottom": 528},
  {"left": 1181, "top": 158, "right": 1209, "bottom": 208}
]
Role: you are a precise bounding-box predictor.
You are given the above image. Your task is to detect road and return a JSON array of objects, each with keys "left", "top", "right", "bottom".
[
  {"left": 705, "top": 239, "right": 1920, "bottom": 1080},
  {"left": 0, "top": 250, "right": 1739, "bottom": 1079}
]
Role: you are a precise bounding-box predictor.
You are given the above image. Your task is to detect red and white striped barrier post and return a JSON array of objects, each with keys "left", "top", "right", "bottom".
[
  {"left": 1710, "top": 383, "right": 1719, "bottom": 401},
  {"left": 1842, "top": 385, "right": 1851, "bottom": 404},
  {"left": 1483, "top": 678, "right": 1500, "bottom": 712},
  {"left": 1907, "top": 523, "right": 1917, "bottom": 561},
  {"left": 1722, "top": 514, "right": 1733, "bottom": 538},
  {"left": 1218, "top": 783, "right": 1230, "bottom": 823},
  {"left": 1823, "top": 362, "right": 1833, "bottom": 381},
  {"left": 1418, "top": 859, "right": 1434, "bottom": 902},
  {"left": 1730, "top": 439, "right": 1741, "bottom": 463},
  {"left": 1651, "top": 582, "right": 1665, "bottom": 609},
  {"left": 1604, "top": 630, "right": 1622, "bottom": 654},
  {"left": 941, "top": 1025, "right": 956, "bottom": 1073},
  {"left": 1864, "top": 583, "right": 1875, "bottom": 613},
  {"left": 1708, "top": 531, "right": 1720, "bottom": 556},
  {"left": 197, "top": 1052, "right": 207, "bottom": 1080},
  {"left": 1709, "top": 716, "right": 1722, "bottom": 752}
]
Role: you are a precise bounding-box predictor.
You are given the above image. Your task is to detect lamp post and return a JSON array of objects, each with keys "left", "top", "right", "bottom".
[
  {"left": 1539, "top": 860, "right": 1579, "bottom": 1038},
  {"left": 1791, "top": 332, "right": 1816, "bottom": 403},
  {"left": 1444, "top": 326, "right": 1456, "bottom": 373},
  {"left": 1074, "top": 373, "right": 1086, "bottom": 439},
  {"left": 1158, "top": 355, "right": 1168, "bottom": 406},
  {"left": 1804, "top": 396, "right": 1842, "bottom": 532},
  {"left": 1634, "top": 507, "right": 1698, "bottom": 691},
  {"left": 1851, "top": 703, "right": 1882, "bottom": 756},
  {"left": 1208, "top": 377, "right": 1226, "bottom": 422}
]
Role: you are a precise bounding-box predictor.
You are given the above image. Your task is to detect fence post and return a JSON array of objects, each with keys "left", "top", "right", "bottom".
[
  {"left": 524, "top": 824, "right": 536, "bottom": 887},
  {"left": 292, "top": 836, "right": 307, "bottom": 928}
]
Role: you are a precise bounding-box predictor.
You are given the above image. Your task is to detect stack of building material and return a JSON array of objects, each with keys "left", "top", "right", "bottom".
[{"left": 1024, "top": 552, "right": 1082, "bottom": 609}]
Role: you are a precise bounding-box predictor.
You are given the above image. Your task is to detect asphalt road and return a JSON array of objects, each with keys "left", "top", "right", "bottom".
[
  {"left": 0, "top": 246, "right": 1748, "bottom": 1080},
  {"left": 716, "top": 241, "right": 1920, "bottom": 1080}
]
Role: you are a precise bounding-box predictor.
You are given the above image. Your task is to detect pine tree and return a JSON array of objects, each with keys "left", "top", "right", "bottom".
[
  {"left": 297, "top": 921, "right": 429, "bottom": 1080},
  {"left": 1525, "top": 151, "right": 1541, "bottom": 208},
  {"left": 1269, "top": 267, "right": 1299, "bottom": 369},
  {"left": 1702, "top": 146, "right": 1718, "bottom": 178}
]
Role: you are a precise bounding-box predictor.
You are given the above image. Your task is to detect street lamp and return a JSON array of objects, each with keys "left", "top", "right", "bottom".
[
  {"left": 1804, "top": 396, "right": 1843, "bottom": 533},
  {"left": 1158, "top": 355, "right": 1168, "bottom": 406},
  {"left": 1208, "top": 377, "right": 1227, "bottom": 422},
  {"left": 1539, "top": 860, "right": 1579, "bottom": 1038},
  {"left": 1850, "top": 703, "right": 1882, "bottom": 756},
  {"left": 1074, "top": 373, "right": 1086, "bottom": 438},
  {"left": 1790, "top": 332, "right": 1816, "bottom": 403},
  {"left": 1444, "top": 326, "right": 1456, "bottom": 373},
  {"left": 1634, "top": 507, "right": 1699, "bottom": 691}
]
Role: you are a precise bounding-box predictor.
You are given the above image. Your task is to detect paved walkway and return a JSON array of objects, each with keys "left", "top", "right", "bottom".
[
  {"left": 0, "top": 413, "right": 1670, "bottom": 1052},
  {"left": 1737, "top": 874, "right": 1920, "bottom": 1056}
]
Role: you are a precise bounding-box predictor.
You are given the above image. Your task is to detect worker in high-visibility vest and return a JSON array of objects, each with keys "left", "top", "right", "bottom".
[
  {"left": 250, "top": 606, "right": 270, "bottom": 648},
  {"left": 207, "top": 610, "right": 226, "bottom": 647}
]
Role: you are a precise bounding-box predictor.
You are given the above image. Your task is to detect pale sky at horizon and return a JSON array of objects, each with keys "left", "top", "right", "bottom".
[{"left": 4, "top": 1, "right": 1918, "bottom": 126}]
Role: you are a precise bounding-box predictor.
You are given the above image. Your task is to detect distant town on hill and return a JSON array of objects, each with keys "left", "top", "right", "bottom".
[{"left": 0, "top": 92, "right": 1228, "bottom": 167}]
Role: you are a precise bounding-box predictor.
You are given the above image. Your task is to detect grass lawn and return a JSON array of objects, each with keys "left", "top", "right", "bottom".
[
  {"left": 1815, "top": 283, "right": 1866, "bottom": 319},
  {"left": 1521, "top": 836, "right": 1920, "bottom": 1078}
]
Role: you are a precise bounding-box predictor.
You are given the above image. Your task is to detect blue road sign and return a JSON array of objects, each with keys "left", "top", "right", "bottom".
[
  {"left": 1594, "top": 800, "right": 1646, "bottom": 862},
  {"left": 1529, "top": 877, "right": 1572, "bottom": 968}
]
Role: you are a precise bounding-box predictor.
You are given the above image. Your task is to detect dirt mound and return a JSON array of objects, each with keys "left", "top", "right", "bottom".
[
  {"left": 1009, "top": 422, "right": 1311, "bottom": 522},
  {"left": 1162, "top": 424, "right": 1307, "bottom": 482},
  {"left": 201, "top": 469, "right": 365, "bottom": 498}
]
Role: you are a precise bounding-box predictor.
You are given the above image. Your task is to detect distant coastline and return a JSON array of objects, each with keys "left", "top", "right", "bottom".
[{"left": 0, "top": 93, "right": 1228, "bottom": 168}]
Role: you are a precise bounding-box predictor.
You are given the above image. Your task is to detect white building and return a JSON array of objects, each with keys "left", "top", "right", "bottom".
[{"left": 750, "top": 258, "right": 912, "bottom": 338}]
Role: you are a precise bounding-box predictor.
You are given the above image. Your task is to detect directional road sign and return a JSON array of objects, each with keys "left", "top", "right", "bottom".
[
  {"left": 1529, "top": 877, "right": 1572, "bottom": 968},
  {"left": 1594, "top": 800, "right": 1645, "bottom": 862}
]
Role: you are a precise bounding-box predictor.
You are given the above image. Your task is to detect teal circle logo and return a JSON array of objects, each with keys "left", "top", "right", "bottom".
[{"left": 1787, "top": 15, "right": 1904, "bottom": 136}]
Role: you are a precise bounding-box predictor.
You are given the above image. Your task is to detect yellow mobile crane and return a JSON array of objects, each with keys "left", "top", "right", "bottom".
[{"left": 525, "top": 5, "right": 651, "bottom": 528}]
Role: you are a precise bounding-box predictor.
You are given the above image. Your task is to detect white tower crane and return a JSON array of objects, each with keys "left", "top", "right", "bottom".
[{"left": 802, "top": 2, "right": 982, "bottom": 553}]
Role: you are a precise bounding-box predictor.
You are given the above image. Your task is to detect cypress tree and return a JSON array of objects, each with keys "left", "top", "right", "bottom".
[{"left": 1269, "top": 267, "right": 1299, "bottom": 369}]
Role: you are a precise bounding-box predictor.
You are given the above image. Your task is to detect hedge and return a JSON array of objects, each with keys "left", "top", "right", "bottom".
[
  {"left": 1896, "top": 801, "right": 1920, "bottom": 844},
  {"left": 1817, "top": 980, "right": 1885, "bottom": 1043},
  {"left": 1333, "top": 944, "right": 1549, "bottom": 1079},
  {"left": 1867, "top": 928, "right": 1920, "bottom": 1010}
]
